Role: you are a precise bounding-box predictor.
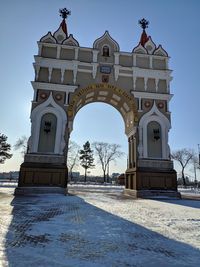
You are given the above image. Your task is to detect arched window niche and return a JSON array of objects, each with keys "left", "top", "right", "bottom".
[
  {"left": 38, "top": 113, "right": 57, "bottom": 153},
  {"left": 102, "top": 45, "right": 110, "bottom": 57},
  {"left": 147, "top": 121, "right": 162, "bottom": 158}
]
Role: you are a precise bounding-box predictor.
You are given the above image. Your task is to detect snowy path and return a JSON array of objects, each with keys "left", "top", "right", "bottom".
[{"left": 0, "top": 186, "right": 200, "bottom": 266}]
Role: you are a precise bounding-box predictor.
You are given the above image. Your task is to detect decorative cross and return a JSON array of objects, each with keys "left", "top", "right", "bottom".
[
  {"left": 59, "top": 8, "right": 71, "bottom": 19},
  {"left": 138, "top": 18, "right": 149, "bottom": 30}
]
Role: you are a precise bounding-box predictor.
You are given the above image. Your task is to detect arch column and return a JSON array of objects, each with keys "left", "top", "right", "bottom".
[
  {"left": 125, "top": 128, "right": 137, "bottom": 191},
  {"left": 124, "top": 103, "right": 180, "bottom": 198},
  {"left": 15, "top": 94, "right": 68, "bottom": 194}
]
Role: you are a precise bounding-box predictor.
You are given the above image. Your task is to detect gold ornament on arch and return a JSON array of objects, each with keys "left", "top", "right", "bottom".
[{"left": 67, "top": 83, "right": 138, "bottom": 122}]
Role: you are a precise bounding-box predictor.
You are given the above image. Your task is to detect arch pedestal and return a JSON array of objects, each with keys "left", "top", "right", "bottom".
[
  {"left": 124, "top": 163, "right": 180, "bottom": 198},
  {"left": 124, "top": 130, "right": 180, "bottom": 198},
  {"left": 15, "top": 161, "right": 68, "bottom": 195}
]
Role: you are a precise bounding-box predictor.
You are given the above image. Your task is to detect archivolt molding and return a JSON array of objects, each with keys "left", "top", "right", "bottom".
[
  {"left": 40, "top": 32, "right": 57, "bottom": 44},
  {"left": 53, "top": 25, "right": 66, "bottom": 44},
  {"left": 67, "top": 83, "right": 138, "bottom": 134},
  {"left": 30, "top": 93, "right": 67, "bottom": 154},
  {"left": 93, "top": 31, "right": 120, "bottom": 51},
  {"left": 153, "top": 45, "right": 168, "bottom": 57},
  {"left": 62, "top": 34, "right": 79, "bottom": 46},
  {"left": 132, "top": 43, "right": 147, "bottom": 54},
  {"left": 138, "top": 102, "right": 171, "bottom": 159}
]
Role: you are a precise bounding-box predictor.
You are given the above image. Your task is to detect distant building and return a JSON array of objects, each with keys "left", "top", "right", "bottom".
[{"left": 0, "top": 171, "right": 19, "bottom": 179}]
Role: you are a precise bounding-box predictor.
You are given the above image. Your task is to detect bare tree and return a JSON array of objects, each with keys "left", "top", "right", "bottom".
[
  {"left": 14, "top": 136, "right": 28, "bottom": 156},
  {"left": 171, "top": 148, "right": 195, "bottom": 186},
  {"left": 67, "top": 140, "right": 80, "bottom": 181},
  {"left": 191, "top": 155, "right": 199, "bottom": 186},
  {"left": 93, "top": 142, "right": 124, "bottom": 183}
]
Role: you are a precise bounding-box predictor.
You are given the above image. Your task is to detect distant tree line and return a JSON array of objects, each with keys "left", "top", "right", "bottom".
[
  {"left": 1, "top": 131, "right": 200, "bottom": 187},
  {"left": 68, "top": 140, "right": 124, "bottom": 183}
]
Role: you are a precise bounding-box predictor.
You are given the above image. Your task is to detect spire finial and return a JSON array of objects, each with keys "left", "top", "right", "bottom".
[
  {"left": 58, "top": 8, "right": 71, "bottom": 36},
  {"left": 59, "top": 8, "right": 71, "bottom": 19},
  {"left": 138, "top": 18, "right": 149, "bottom": 46},
  {"left": 138, "top": 18, "right": 149, "bottom": 30}
]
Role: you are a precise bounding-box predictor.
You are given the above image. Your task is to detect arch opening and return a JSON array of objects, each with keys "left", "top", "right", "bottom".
[{"left": 69, "top": 102, "right": 128, "bottom": 178}]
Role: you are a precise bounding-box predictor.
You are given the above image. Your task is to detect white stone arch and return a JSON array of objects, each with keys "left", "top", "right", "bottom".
[
  {"left": 30, "top": 93, "right": 67, "bottom": 154},
  {"left": 132, "top": 43, "right": 147, "bottom": 54},
  {"left": 62, "top": 34, "right": 79, "bottom": 46},
  {"left": 93, "top": 31, "right": 120, "bottom": 51},
  {"left": 138, "top": 102, "right": 171, "bottom": 159},
  {"left": 40, "top": 32, "right": 57, "bottom": 44},
  {"left": 153, "top": 44, "right": 168, "bottom": 57}
]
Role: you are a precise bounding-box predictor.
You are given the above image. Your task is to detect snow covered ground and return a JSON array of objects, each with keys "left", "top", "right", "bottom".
[{"left": 0, "top": 185, "right": 200, "bottom": 266}]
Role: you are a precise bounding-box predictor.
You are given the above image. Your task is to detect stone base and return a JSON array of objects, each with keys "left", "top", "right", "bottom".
[
  {"left": 125, "top": 164, "right": 179, "bottom": 198},
  {"left": 14, "top": 187, "right": 68, "bottom": 195},
  {"left": 124, "top": 189, "right": 181, "bottom": 199},
  {"left": 18, "top": 162, "right": 68, "bottom": 188}
]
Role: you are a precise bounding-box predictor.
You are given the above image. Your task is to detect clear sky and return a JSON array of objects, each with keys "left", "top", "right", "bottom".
[{"left": 0, "top": 0, "right": 200, "bottom": 178}]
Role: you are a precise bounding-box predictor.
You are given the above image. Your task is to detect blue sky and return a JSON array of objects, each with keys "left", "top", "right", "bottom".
[{"left": 0, "top": 0, "right": 200, "bottom": 178}]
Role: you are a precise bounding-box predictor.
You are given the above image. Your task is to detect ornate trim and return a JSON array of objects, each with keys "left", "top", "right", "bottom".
[
  {"left": 153, "top": 45, "right": 168, "bottom": 57},
  {"left": 138, "top": 102, "right": 171, "bottom": 159},
  {"left": 132, "top": 43, "right": 147, "bottom": 54},
  {"left": 30, "top": 93, "right": 67, "bottom": 155},
  {"left": 93, "top": 31, "right": 120, "bottom": 51},
  {"left": 40, "top": 32, "right": 57, "bottom": 44},
  {"left": 62, "top": 34, "right": 79, "bottom": 46}
]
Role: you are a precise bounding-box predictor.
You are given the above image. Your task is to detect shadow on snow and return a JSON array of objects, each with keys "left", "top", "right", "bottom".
[{"left": 3, "top": 192, "right": 200, "bottom": 267}]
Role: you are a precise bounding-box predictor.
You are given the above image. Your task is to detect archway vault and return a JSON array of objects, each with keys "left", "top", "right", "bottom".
[{"left": 67, "top": 83, "right": 138, "bottom": 135}]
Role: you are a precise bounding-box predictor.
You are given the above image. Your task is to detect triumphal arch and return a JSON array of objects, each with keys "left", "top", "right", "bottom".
[{"left": 15, "top": 9, "right": 179, "bottom": 198}]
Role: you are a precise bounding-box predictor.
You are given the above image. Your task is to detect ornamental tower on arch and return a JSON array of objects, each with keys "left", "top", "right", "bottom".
[{"left": 15, "top": 9, "right": 180, "bottom": 198}]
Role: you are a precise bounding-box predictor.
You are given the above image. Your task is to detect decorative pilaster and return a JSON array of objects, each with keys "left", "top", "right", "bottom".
[
  {"left": 138, "top": 126, "right": 143, "bottom": 158},
  {"left": 138, "top": 97, "right": 142, "bottom": 112},
  {"left": 72, "top": 61, "right": 78, "bottom": 84},
  {"left": 150, "top": 56, "right": 153, "bottom": 68},
  {"left": 114, "top": 52, "right": 120, "bottom": 65},
  {"left": 166, "top": 79, "right": 170, "bottom": 93},
  {"left": 133, "top": 54, "right": 136, "bottom": 67},
  {"left": 92, "top": 63, "right": 98, "bottom": 79},
  {"left": 48, "top": 67, "right": 53, "bottom": 82},
  {"left": 92, "top": 50, "right": 99, "bottom": 62},
  {"left": 144, "top": 77, "right": 148, "bottom": 91},
  {"left": 61, "top": 69, "right": 65, "bottom": 83},
  {"left": 133, "top": 76, "right": 136, "bottom": 90},
  {"left": 38, "top": 43, "right": 42, "bottom": 56},
  {"left": 166, "top": 100, "right": 169, "bottom": 112},
  {"left": 34, "top": 65, "right": 40, "bottom": 81},
  {"left": 114, "top": 65, "right": 119, "bottom": 81},
  {"left": 128, "top": 137, "right": 131, "bottom": 168},
  {"left": 56, "top": 46, "right": 61, "bottom": 59},
  {"left": 74, "top": 47, "right": 79, "bottom": 60},
  {"left": 155, "top": 78, "right": 159, "bottom": 92},
  {"left": 33, "top": 89, "right": 37, "bottom": 102}
]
